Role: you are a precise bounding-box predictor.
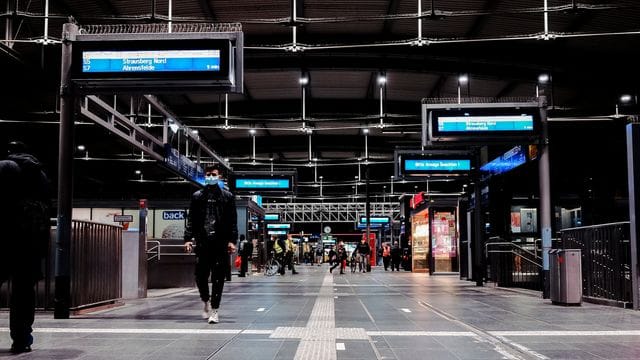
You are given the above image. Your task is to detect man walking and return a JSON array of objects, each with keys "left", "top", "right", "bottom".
[
  {"left": 0, "top": 141, "right": 50, "bottom": 353},
  {"left": 184, "top": 164, "right": 237, "bottom": 324}
]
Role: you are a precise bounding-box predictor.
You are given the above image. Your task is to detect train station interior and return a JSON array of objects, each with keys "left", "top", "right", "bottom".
[{"left": 1, "top": 0, "right": 640, "bottom": 359}]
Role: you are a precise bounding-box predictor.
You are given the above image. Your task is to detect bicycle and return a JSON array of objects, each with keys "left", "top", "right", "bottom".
[{"left": 265, "top": 252, "right": 281, "bottom": 276}]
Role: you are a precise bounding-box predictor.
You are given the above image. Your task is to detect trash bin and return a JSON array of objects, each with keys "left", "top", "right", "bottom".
[{"left": 549, "top": 249, "right": 582, "bottom": 306}]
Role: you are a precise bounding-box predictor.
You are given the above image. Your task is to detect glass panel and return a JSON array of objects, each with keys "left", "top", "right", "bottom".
[
  {"left": 432, "top": 210, "right": 457, "bottom": 273},
  {"left": 411, "top": 209, "right": 429, "bottom": 272}
]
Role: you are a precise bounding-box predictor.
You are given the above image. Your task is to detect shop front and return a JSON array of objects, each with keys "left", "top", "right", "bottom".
[{"left": 410, "top": 194, "right": 460, "bottom": 274}]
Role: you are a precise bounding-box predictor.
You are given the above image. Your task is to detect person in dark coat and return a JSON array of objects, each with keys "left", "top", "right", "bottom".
[
  {"left": 184, "top": 164, "right": 238, "bottom": 324},
  {"left": 391, "top": 241, "right": 402, "bottom": 271},
  {"left": 0, "top": 141, "right": 51, "bottom": 353}
]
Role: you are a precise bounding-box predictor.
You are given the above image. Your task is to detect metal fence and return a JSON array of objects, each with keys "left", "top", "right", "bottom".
[
  {"left": 558, "top": 222, "right": 632, "bottom": 307},
  {"left": 485, "top": 237, "right": 543, "bottom": 291},
  {"left": 1, "top": 220, "right": 122, "bottom": 310}
]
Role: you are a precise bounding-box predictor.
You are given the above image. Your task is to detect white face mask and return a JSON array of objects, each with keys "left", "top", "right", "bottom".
[{"left": 204, "top": 175, "right": 224, "bottom": 189}]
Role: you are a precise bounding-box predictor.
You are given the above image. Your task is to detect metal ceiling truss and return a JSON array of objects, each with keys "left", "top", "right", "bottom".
[
  {"left": 79, "top": 94, "right": 231, "bottom": 172},
  {"left": 263, "top": 202, "right": 399, "bottom": 223}
]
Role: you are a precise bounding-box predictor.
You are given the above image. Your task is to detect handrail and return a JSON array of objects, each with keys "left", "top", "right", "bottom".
[
  {"left": 485, "top": 241, "right": 540, "bottom": 260},
  {"left": 559, "top": 221, "right": 630, "bottom": 233},
  {"left": 147, "top": 240, "right": 160, "bottom": 261},
  {"left": 486, "top": 249, "right": 542, "bottom": 268},
  {"left": 146, "top": 239, "right": 195, "bottom": 261}
]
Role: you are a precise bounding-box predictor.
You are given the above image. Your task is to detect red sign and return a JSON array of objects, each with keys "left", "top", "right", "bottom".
[
  {"left": 139, "top": 199, "right": 147, "bottom": 209},
  {"left": 411, "top": 192, "right": 425, "bottom": 209}
]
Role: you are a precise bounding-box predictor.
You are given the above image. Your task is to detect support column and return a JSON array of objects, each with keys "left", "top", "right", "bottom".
[
  {"left": 55, "top": 22, "right": 77, "bottom": 319},
  {"left": 538, "top": 95, "right": 552, "bottom": 299},
  {"left": 626, "top": 123, "right": 640, "bottom": 310},
  {"left": 473, "top": 179, "right": 484, "bottom": 286}
]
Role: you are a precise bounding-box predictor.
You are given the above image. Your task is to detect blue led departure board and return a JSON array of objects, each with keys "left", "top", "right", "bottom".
[
  {"left": 82, "top": 49, "right": 221, "bottom": 73},
  {"left": 266, "top": 223, "right": 291, "bottom": 229},
  {"left": 264, "top": 214, "right": 280, "bottom": 221},
  {"left": 437, "top": 115, "right": 534, "bottom": 132},
  {"left": 404, "top": 159, "right": 471, "bottom": 172},
  {"left": 235, "top": 179, "right": 290, "bottom": 189}
]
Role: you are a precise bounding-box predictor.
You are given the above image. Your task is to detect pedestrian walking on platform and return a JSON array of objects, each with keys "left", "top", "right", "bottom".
[
  {"left": 0, "top": 141, "right": 51, "bottom": 354},
  {"left": 184, "top": 164, "right": 238, "bottom": 324}
]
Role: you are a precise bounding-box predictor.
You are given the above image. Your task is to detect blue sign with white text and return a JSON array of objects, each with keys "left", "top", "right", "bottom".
[
  {"left": 82, "top": 49, "right": 221, "bottom": 73},
  {"left": 264, "top": 214, "right": 280, "bottom": 221},
  {"left": 438, "top": 115, "right": 534, "bottom": 132},
  {"left": 235, "top": 179, "right": 290, "bottom": 189},
  {"left": 404, "top": 159, "right": 471, "bottom": 172},
  {"left": 481, "top": 145, "right": 526, "bottom": 175},
  {"left": 266, "top": 223, "right": 291, "bottom": 229},
  {"left": 359, "top": 216, "right": 390, "bottom": 224}
]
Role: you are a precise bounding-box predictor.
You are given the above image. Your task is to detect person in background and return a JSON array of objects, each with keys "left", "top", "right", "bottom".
[
  {"left": 315, "top": 245, "right": 324, "bottom": 266},
  {"left": 252, "top": 238, "right": 262, "bottom": 273},
  {"left": 355, "top": 237, "right": 371, "bottom": 272},
  {"left": 184, "top": 164, "right": 237, "bottom": 324},
  {"left": 0, "top": 141, "right": 51, "bottom": 353},
  {"left": 327, "top": 245, "right": 337, "bottom": 268},
  {"left": 330, "top": 242, "right": 347, "bottom": 274},
  {"left": 391, "top": 241, "right": 402, "bottom": 272},
  {"left": 382, "top": 242, "right": 392, "bottom": 271},
  {"left": 238, "top": 234, "right": 253, "bottom": 277},
  {"left": 284, "top": 235, "right": 299, "bottom": 275}
]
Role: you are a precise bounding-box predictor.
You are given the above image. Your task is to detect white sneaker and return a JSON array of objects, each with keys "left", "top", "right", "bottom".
[
  {"left": 202, "top": 301, "right": 212, "bottom": 319},
  {"left": 208, "top": 309, "right": 219, "bottom": 324}
]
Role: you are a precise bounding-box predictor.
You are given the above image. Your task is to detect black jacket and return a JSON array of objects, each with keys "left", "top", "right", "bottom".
[
  {"left": 184, "top": 185, "right": 238, "bottom": 255},
  {"left": 355, "top": 241, "right": 371, "bottom": 255}
]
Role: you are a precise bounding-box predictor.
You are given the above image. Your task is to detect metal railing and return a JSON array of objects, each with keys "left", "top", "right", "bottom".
[
  {"left": 559, "top": 222, "right": 632, "bottom": 307},
  {"left": 146, "top": 238, "right": 194, "bottom": 261},
  {"left": 70, "top": 220, "right": 122, "bottom": 309},
  {"left": 1, "top": 220, "right": 122, "bottom": 310},
  {"left": 486, "top": 237, "right": 543, "bottom": 291}
]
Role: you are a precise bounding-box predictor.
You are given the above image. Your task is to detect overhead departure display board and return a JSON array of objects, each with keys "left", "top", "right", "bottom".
[
  {"left": 359, "top": 216, "right": 391, "bottom": 224},
  {"left": 81, "top": 49, "right": 221, "bottom": 73},
  {"left": 232, "top": 174, "right": 294, "bottom": 193},
  {"left": 422, "top": 102, "right": 540, "bottom": 144},
  {"left": 264, "top": 213, "right": 280, "bottom": 221},
  {"left": 71, "top": 32, "right": 243, "bottom": 93},
  {"left": 266, "top": 223, "right": 291, "bottom": 229},
  {"left": 437, "top": 115, "right": 534, "bottom": 133},
  {"left": 396, "top": 150, "right": 472, "bottom": 178}
]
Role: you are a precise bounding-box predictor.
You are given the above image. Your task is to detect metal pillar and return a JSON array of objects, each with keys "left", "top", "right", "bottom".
[
  {"left": 55, "top": 22, "right": 78, "bottom": 319},
  {"left": 473, "top": 179, "right": 483, "bottom": 286},
  {"left": 626, "top": 123, "right": 640, "bottom": 310},
  {"left": 538, "top": 95, "right": 552, "bottom": 299},
  {"left": 365, "top": 164, "right": 371, "bottom": 246}
]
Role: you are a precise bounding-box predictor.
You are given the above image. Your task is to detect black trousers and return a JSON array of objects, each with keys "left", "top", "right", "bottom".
[
  {"left": 383, "top": 256, "right": 391, "bottom": 270},
  {"left": 239, "top": 254, "right": 249, "bottom": 276},
  {"left": 0, "top": 274, "right": 36, "bottom": 347},
  {"left": 195, "top": 252, "right": 228, "bottom": 309}
]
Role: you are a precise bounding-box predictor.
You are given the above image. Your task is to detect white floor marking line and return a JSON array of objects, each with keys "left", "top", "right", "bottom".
[
  {"left": 367, "top": 331, "right": 475, "bottom": 337},
  {"left": 400, "top": 308, "right": 411, "bottom": 313},
  {"left": 416, "top": 300, "right": 532, "bottom": 360},
  {"left": 491, "top": 330, "right": 640, "bottom": 336},
  {"left": 358, "top": 298, "right": 376, "bottom": 324},
  {"left": 494, "top": 335, "right": 549, "bottom": 360},
  {"left": 336, "top": 343, "right": 345, "bottom": 351}
]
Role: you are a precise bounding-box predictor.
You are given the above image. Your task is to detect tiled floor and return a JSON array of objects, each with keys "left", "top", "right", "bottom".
[{"left": 2, "top": 265, "right": 640, "bottom": 359}]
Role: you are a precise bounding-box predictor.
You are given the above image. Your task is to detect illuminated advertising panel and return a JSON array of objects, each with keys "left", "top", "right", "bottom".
[{"left": 481, "top": 145, "right": 526, "bottom": 176}]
